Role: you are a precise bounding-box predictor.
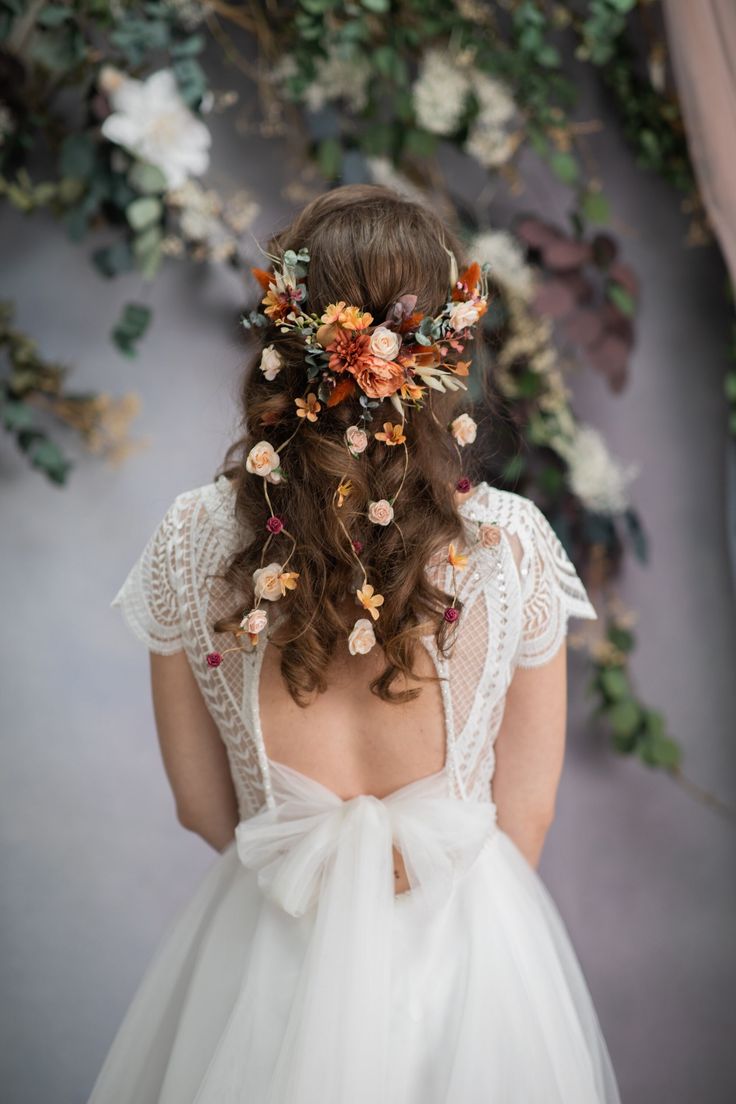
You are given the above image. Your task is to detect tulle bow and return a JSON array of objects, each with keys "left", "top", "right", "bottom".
[
  {"left": 195, "top": 766, "right": 496, "bottom": 1104},
  {"left": 235, "top": 765, "right": 496, "bottom": 916}
]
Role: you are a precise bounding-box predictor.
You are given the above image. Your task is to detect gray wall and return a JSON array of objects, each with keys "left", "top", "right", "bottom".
[{"left": 1, "top": 74, "right": 735, "bottom": 1104}]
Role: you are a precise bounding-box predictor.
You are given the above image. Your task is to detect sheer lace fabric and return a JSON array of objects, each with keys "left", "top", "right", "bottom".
[{"left": 111, "top": 476, "right": 597, "bottom": 816}]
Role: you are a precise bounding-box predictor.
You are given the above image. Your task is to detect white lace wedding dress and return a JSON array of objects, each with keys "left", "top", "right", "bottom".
[{"left": 90, "top": 474, "right": 621, "bottom": 1103}]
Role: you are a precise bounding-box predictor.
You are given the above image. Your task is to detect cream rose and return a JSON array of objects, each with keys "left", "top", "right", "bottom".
[
  {"left": 368, "top": 499, "right": 394, "bottom": 526},
  {"left": 348, "top": 617, "right": 377, "bottom": 656},
  {"left": 240, "top": 607, "right": 268, "bottom": 634},
  {"left": 479, "top": 523, "right": 501, "bottom": 548},
  {"left": 345, "top": 425, "right": 369, "bottom": 454},
  {"left": 246, "top": 440, "right": 282, "bottom": 483},
  {"left": 369, "top": 326, "right": 401, "bottom": 361},
  {"left": 259, "top": 344, "right": 282, "bottom": 381},
  {"left": 448, "top": 300, "right": 481, "bottom": 332},
  {"left": 253, "top": 562, "right": 284, "bottom": 601},
  {"left": 451, "top": 413, "right": 477, "bottom": 446}
]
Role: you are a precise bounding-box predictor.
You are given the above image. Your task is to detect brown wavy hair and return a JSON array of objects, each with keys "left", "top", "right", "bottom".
[{"left": 214, "top": 184, "right": 483, "bottom": 705}]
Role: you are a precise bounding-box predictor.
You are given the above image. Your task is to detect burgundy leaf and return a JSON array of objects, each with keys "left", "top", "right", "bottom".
[
  {"left": 533, "top": 280, "right": 578, "bottom": 319},
  {"left": 600, "top": 303, "right": 635, "bottom": 342},
  {"left": 515, "top": 216, "right": 560, "bottom": 249},
  {"left": 588, "top": 332, "right": 630, "bottom": 392},
  {"left": 543, "top": 238, "right": 592, "bottom": 271},
  {"left": 558, "top": 271, "right": 595, "bottom": 305},
  {"left": 562, "top": 308, "right": 605, "bottom": 347}
]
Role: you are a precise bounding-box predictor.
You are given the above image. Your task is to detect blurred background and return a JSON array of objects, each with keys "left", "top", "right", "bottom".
[{"left": 1, "top": 2, "right": 735, "bottom": 1102}]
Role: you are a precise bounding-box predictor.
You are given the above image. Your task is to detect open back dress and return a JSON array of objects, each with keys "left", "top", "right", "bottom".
[{"left": 89, "top": 473, "right": 621, "bottom": 1104}]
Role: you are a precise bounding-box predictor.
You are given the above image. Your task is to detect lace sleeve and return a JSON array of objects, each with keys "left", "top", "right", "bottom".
[
  {"left": 110, "top": 497, "right": 184, "bottom": 655},
  {"left": 515, "top": 498, "right": 597, "bottom": 668}
]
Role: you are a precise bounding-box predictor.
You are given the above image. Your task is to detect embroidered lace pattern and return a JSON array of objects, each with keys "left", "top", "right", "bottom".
[{"left": 111, "top": 477, "right": 597, "bottom": 816}]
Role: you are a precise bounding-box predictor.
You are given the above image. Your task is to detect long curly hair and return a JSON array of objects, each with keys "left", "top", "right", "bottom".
[{"left": 214, "top": 184, "right": 484, "bottom": 705}]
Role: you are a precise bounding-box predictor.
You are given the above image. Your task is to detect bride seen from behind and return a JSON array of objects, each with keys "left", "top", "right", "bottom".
[{"left": 92, "top": 184, "right": 621, "bottom": 1103}]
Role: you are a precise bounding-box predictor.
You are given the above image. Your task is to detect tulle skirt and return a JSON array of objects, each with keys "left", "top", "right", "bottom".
[{"left": 87, "top": 761, "right": 621, "bottom": 1103}]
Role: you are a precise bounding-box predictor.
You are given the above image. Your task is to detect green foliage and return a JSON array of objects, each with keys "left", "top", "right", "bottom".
[
  {"left": 576, "top": 0, "right": 637, "bottom": 66},
  {"left": 581, "top": 189, "right": 610, "bottom": 225},
  {"left": 112, "top": 303, "right": 152, "bottom": 357},
  {"left": 549, "top": 151, "right": 579, "bottom": 186},
  {"left": 126, "top": 196, "right": 163, "bottom": 231},
  {"left": 583, "top": 23, "right": 695, "bottom": 196},
  {"left": 0, "top": 303, "right": 74, "bottom": 484},
  {"left": 0, "top": 170, "right": 83, "bottom": 213},
  {"left": 173, "top": 57, "right": 207, "bottom": 106},
  {"left": 607, "top": 281, "right": 636, "bottom": 317},
  {"left": 92, "top": 242, "right": 135, "bottom": 278},
  {"left": 128, "top": 162, "right": 168, "bottom": 195},
  {"left": 587, "top": 615, "right": 682, "bottom": 769},
  {"left": 317, "top": 137, "right": 343, "bottom": 180}
]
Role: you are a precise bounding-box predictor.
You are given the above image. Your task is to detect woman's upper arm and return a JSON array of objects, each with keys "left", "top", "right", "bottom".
[
  {"left": 492, "top": 644, "right": 567, "bottom": 860},
  {"left": 111, "top": 492, "right": 239, "bottom": 850},
  {"left": 150, "top": 650, "right": 239, "bottom": 849},
  {"left": 489, "top": 495, "right": 596, "bottom": 865}
]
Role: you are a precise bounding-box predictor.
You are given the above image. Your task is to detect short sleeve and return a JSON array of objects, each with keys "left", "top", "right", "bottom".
[
  {"left": 515, "top": 499, "right": 597, "bottom": 668},
  {"left": 110, "top": 498, "right": 185, "bottom": 655}
]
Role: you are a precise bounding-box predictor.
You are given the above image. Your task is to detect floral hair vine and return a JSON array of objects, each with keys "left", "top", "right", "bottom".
[{"left": 205, "top": 246, "right": 491, "bottom": 669}]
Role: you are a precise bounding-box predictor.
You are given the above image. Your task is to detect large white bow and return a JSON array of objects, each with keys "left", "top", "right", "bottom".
[{"left": 198, "top": 765, "right": 497, "bottom": 1104}]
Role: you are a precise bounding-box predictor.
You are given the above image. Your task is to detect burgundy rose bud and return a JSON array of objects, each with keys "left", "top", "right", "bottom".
[
  {"left": 456, "top": 477, "right": 472, "bottom": 494},
  {"left": 443, "top": 606, "right": 459, "bottom": 623},
  {"left": 266, "top": 515, "right": 285, "bottom": 535},
  {"left": 206, "top": 651, "right": 223, "bottom": 668},
  {"left": 352, "top": 539, "right": 363, "bottom": 555}
]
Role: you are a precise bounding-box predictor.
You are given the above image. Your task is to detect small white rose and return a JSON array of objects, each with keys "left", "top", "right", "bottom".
[
  {"left": 240, "top": 607, "right": 268, "bottom": 634},
  {"left": 448, "top": 300, "right": 481, "bottom": 332},
  {"left": 450, "top": 413, "right": 477, "bottom": 447},
  {"left": 369, "top": 326, "right": 401, "bottom": 361},
  {"left": 259, "top": 344, "right": 282, "bottom": 381},
  {"left": 246, "top": 440, "right": 282, "bottom": 483},
  {"left": 367, "top": 499, "right": 394, "bottom": 526},
  {"left": 348, "top": 617, "right": 377, "bottom": 656},
  {"left": 345, "top": 425, "right": 369, "bottom": 454},
  {"left": 253, "top": 562, "right": 284, "bottom": 602}
]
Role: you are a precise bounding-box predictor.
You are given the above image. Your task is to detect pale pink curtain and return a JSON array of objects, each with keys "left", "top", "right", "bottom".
[{"left": 664, "top": 0, "right": 736, "bottom": 285}]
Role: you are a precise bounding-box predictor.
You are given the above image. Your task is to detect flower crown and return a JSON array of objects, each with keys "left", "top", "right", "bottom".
[{"left": 205, "top": 246, "right": 491, "bottom": 669}]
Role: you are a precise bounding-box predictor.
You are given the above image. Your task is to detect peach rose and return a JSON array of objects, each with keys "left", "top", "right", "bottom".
[
  {"left": 448, "top": 300, "right": 481, "bottom": 332},
  {"left": 369, "top": 326, "right": 401, "bottom": 361},
  {"left": 253, "top": 562, "right": 284, "bottom": 601},
  {"left": 240, "top": 607, "right": 268, "bottom": 634},
  {"left": 479, "top": 523, "right": 501, "bottom": 548},
  {"left": 450, "top": 413, "right": 477, "bottom": 446},
  {"left": 259, "top": 344, "right": 282, "bottom": 381},
  {"left": 345, "top": 425, "right": 369, "bottom": 454},
  {"left": 348, "top": 617, "right": 377, "bottom": 656},
  {"left": 368, "top": 499, "right": 394, "bottom": 526},
  {"left": 246, "top": 440, "right": 282, "bottom": 483},
  {"left": 353, "top": 356, "right": 405, "bottom": 399}
]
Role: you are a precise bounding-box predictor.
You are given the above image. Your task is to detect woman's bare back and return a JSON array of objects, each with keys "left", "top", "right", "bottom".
[
  {"left": 256, "top": 489, "right": 474, "bottom": 802},
  {"left": 258, "top": 610, "right": 450, "bottom": 895}
]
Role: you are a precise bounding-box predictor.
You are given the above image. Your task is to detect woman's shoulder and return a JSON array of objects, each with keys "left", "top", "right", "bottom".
[
  {"left": 456, "top": 480, "right": 549, "bottom": 535},
  {"left": 160, "top": 472, "right": 241, "bottom": 550}
]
